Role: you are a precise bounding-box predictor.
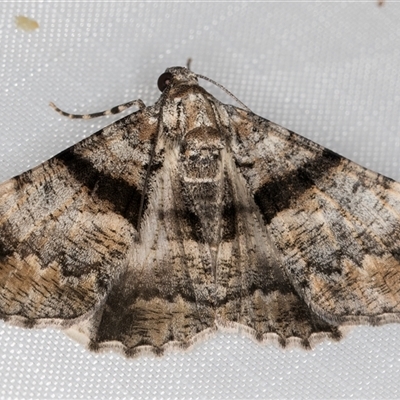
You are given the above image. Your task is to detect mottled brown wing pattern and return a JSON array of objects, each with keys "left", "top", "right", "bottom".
[
  {"left": 229, "top": 107, "right": 400, "bottom": 326},
  {"left": 1, "top": 65, "right": 400, "bottom": 358},
  {"left": 83, "top": 152, "right": 219, "bottom": 356},
  {"left": 213, "top": 154, "right": 342, "bottom": 348},
  {"left": 0, "top": 108, "right": 157, "bottom": 325}
]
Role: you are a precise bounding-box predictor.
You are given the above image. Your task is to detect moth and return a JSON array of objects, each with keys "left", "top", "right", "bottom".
[{"left": 1, "top": 65, "right": 400, "bottom": 358}]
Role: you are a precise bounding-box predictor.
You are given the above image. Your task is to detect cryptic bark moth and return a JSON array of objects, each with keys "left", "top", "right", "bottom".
[{"left": 1, "top": 66, "right": 400, "bottom": 357}]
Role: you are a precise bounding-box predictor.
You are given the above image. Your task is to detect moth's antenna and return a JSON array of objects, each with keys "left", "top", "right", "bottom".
[
  {"left": 195, "top": 73, "right": 251, "bottom": 111},
  {"left": 49, "top": 99, "right": 146, "bottom": 119}
]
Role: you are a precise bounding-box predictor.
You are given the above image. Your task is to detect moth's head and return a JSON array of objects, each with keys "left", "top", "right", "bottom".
[{"left": 157, "top": 67, "right": 199, "bottom": 92}]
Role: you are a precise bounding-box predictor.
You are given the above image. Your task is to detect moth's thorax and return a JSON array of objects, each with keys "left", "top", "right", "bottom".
[{"left": 161, "top": 67, "right": 219, "bottom": 137}]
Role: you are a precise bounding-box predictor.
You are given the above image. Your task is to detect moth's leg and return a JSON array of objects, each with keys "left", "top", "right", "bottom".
[
  {"left": 186, "top": 58, "right": 192, "bottom": 70},
  {"left": 49, "top": 99, "right": 146, "bottom": 119}
]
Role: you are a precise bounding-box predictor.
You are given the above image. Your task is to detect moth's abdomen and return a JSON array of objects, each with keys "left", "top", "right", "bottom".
[{"left": 178, "top": 126, "right": 226, "bottom": 256}]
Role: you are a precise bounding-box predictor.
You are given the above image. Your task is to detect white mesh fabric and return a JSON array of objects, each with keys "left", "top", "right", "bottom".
[{"left": 1, "top": 2, "right": 400, "bottom": 399}]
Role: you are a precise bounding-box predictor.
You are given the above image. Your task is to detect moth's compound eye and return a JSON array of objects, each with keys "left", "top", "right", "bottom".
[{"left": 157, "top": 72, "right": 173, "bottom": 92}]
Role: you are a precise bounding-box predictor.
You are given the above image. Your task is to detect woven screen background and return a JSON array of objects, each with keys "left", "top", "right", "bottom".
[{"left": 1, "top": 2, "right": 400, "bottom": 399}]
